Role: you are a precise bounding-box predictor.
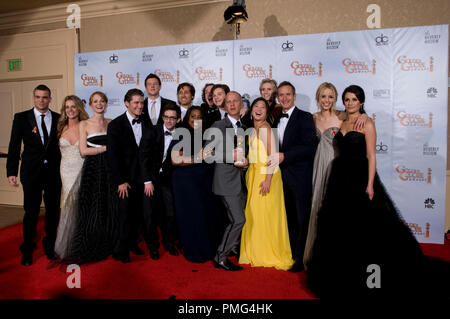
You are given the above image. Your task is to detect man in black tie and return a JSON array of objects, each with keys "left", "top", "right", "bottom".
[
  {"left": 140, "top": 104, "right": 181, "bottom": 257},
  {"left": 268, "top": 81, "right": 317, "bottom": 272},
  {"left": 6, "top": 84, "right": 61, "bottom": 265},
  {"left": 142, "top": 73, "right": 177, "bottom": 127},
  {"left": 107, "top": 88, "right": 158, "bottom": 263}
]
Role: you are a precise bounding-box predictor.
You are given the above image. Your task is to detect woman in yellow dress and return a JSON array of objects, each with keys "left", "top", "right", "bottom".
[{"left": 239, "top": 97, "right": 294, "bottom": 270}]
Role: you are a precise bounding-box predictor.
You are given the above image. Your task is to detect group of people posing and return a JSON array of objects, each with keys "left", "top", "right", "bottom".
[{"left": 7, "top": 74, "right": 449, "bottom": 298}]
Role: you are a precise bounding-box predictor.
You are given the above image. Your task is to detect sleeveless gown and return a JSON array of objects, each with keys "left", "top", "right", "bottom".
[
  {"left": 54, "top": 138, "right": 84, "bottom": 259},
  {"left": 239, "top": 136, "right": 294, "bottom": 270},
  {"left": 306, "top": 131, "right": 450, "bottom": 298},
  {"left": 64, "top": 133, "right": 119, "bottom": 264},
  {"left": 303, "top": 127, "right": 339, "bottom": 268}
]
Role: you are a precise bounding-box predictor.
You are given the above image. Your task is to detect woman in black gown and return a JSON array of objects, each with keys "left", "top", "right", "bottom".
[
  {"left": 306, "top": 85, "right": 449, "bottom": 299},
  {"left": 170, "top": 106, "right": 221, "bottom": 263},
  {"left": 63, "top": 91, "right": 118, "bottom": 264}
]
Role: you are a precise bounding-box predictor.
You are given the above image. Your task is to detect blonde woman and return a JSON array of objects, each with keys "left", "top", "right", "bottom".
[
  {"left": 303, "top": 82, "right": 367, "bottom": 269},
  {"left": 62, "top": 91, "right": 118, "bottom": 264},
  {"left": 54, "top": 95, "right": 88, "bottom": 259}
]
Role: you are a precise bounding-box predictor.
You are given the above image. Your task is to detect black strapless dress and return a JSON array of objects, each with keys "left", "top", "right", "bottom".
[
  {"left": 64, "top": 133, "right": 119, "bottom": 264},
  {"left": 306, "top": 131, "right": 449, "bottom": 299}
]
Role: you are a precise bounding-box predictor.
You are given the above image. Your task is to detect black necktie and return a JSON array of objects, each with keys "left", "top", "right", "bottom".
[
  {"left": 236, "top": 120, "right": 241, "bottom": 128},
  {"left": 132, "top": 117, "right": 141, "bottom": 125},
  {"left": 40, "top": 114, "right": 48, "bottom": 145},
  {"left": 280, "top": 113, "right": 289, "bottom": 119},
  {"left": 164, "top": 131, "right": 172, "bottom": 136}
]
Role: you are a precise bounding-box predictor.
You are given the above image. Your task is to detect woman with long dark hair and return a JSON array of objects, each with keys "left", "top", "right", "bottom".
[{"left": 306, "top": 85, "right": 450, "bottom": 298}]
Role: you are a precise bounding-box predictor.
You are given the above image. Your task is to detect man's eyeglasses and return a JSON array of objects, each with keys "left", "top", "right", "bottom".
[{"left": 162, "top": 115, "right": 178, "bottom": 121}]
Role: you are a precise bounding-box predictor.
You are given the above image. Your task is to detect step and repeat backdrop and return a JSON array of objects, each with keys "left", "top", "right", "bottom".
[{"left": 75, "top": 24, "right": 448, "bottom": 243}]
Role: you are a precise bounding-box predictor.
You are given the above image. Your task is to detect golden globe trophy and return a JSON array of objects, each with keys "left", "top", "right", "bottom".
[{"left": 235, "top": 135, "right": 245, "bottom": 165}]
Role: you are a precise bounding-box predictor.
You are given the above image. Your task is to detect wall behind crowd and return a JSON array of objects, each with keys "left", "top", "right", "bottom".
[
  {"left": 0, "top": 0, "right": 449, "bottom": 234},
  {"left": 1, "top": 0, "right": 447, "bottom": 165}
]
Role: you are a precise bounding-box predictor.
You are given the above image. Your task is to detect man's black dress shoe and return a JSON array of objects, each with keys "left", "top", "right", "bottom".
[
  {"left": 113, "top": 253, "right": 130, "bottom": 263},
  {"left": 21, "top": 254, "right": 32, "bottom": 266},
  {"left": 150, "top": 250, "right": 160, "bottom": 260},
  {"left": 288, "top": 261, "right": 304, "bottom": 273},
  {"left": 213, "top": 259, "right": 243, "bottom": 271},
  {"left": 130, "top": 246, "right": 145, "bottom": 255},
  {"left": 166, "top": 246, "right": 179, "bottom": 256}
]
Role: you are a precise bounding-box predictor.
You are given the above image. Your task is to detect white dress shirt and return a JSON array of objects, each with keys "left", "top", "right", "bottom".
[
  {"left": 227, "top": 115, "right": 241, "bottom": 134},
  {"left": 180, "top": 106, "right": 189, "bottom": 121},
  {"left": 147, "top": 96, "right": 161, "bottom": 125},
  {"left": 126, "top": 111, "right": 142, "bottom": 146},
  {"left": 219, "top": 108, "right": 227, "bottom": 120},
  {"left": 277, "top": 106, "right": 295, "bottom": 146},
  {"left": 34, "top": 107, "right": 52, "bottom": 145}
]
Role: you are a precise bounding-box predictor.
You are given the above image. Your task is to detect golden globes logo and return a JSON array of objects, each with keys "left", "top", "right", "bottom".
[
  {"left": 408, "top": 222, "right": 431, "bottom": 238},
  {"left": 116, "top": 72, "right": 140, "bottom": 85},
  {"left": 81, "top": 74, "right": 102, "bottom": 87},
  {"left": 396, "top": 165, "right": 430, "bottom": 183},
  {"left": 154, "top": 69, "right": 179, "bottom": 84},
  {"left": 195, "top": 67, "right": 223, "bottom": 81},
  {"left": 290, "top": 61, "right": 322, "bottom": 77},
  {"left": 397, "top": 55, "right": 433, "bottom": 72},
  {"left": 242, "top": 64, "right": 270, "bottom": 79},
  {"left": 396, "top": 111, "right": 432, "bottom": 128},
  {"left": 342, "top": 58, "right": 376, "bottom": 74}
]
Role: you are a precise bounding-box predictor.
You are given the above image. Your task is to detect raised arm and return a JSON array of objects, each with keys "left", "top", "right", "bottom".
[{"left": 364, "top": 119, "right": 377, "bottom": 200}]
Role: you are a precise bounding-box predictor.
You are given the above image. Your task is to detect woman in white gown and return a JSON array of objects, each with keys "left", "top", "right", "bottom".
[{"left": 54, "top": 95, "right": 88, "bottom": 259}]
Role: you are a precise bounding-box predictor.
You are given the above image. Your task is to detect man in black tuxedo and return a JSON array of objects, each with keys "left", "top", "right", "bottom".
[
  {"left": 268, "top": 81, "right": 317, "bottom": 272},
  {"left": 6, "top": 84, "right": 61, "bottom": 265},
  {"left": 107, "top": 88, "right": 158, "bottom": 263},
  {"left": 140, "top": 104, "right": 181, "bottom": 257},
  {"left": 142, "top": 73, "right": 177, "bottom": 127}
]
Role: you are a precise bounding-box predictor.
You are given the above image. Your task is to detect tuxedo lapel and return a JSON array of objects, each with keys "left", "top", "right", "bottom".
[
  {"left": 282, "top": 107, "right": 298, "bottom": 147},
  {"left": 45, "top": 111, "right": 59, "bottom": 150},
  {"left": 121, "top": 113, "right": 136, "bottom": 143},
  {"left": 27, "top": 109, "right": 44, "bottom": 146}
]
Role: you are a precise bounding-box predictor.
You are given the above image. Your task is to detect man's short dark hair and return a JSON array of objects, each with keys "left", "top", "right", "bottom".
[
  {"left": 124, "top": 88, "right": 144, "bottom": 103},
  {"left": 33, "top": 84, "right": 51, "bottom": 97},
  {"left": 211, "top": 84, "right": 230, "bottom": 96},
  {"left": 144, "top": 73, "right": 162, "bottom": 87},
  {"left": 162, "top": 104, "right": 181, "bottom": 119},
  {"left": 277, "top": 81, "right": 296, "bottom": 95},
  {"left": 177, "top": 82, "right": 195, "bottom": 97}
]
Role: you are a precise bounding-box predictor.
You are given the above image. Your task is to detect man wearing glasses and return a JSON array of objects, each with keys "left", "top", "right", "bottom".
[{"left": 140, "top": 105, "right": 181, "bottom": 258}]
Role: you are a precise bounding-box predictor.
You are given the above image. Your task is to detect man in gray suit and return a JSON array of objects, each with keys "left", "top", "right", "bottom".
[{"left": 205, "top": 91, "right": 248, "bottom": 271}]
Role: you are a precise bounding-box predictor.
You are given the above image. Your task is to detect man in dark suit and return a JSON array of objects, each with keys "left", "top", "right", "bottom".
[
  {"left": 206, "top": 91, "right": 248, "bottom": 271},
  {"left": 107, "top": 88, "right": 158, "bottom": 263},
  {"left": 142, "top": 73, "right": 177, "bottom": 127},
  {"left": 140, "top": 104, "right": 181, "bottom": 257},
  {"left": 268, "top": 81, "right": 317, "bottom": 272},
  {"left": 6, "top": 84, "right": 62, "bottom": 265}
]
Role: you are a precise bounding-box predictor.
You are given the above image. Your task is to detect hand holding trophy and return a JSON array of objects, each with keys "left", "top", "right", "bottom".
[{"left": 234, "top": 135, "right": 246, "bottom": 167}]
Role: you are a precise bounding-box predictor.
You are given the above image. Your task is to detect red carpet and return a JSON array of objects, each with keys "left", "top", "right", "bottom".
[{"left": 0, "top": 217, "right": 449, "bottom": 299}]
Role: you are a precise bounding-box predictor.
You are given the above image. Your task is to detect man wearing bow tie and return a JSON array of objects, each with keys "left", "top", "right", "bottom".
[
  {"left": 107, "top": 88, "right": 156, "bottom": 263},
  {"left": 140, "top": 104, "right": 181, "bottom": 259},
  {"left": 268, "top": 81, "right": 317, "bottom": 272}
]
